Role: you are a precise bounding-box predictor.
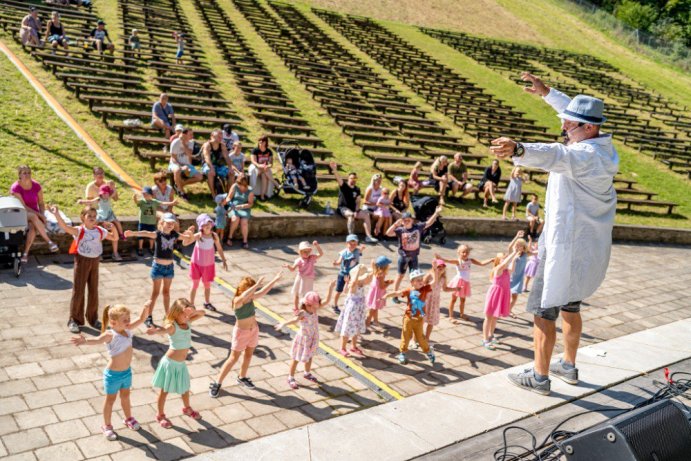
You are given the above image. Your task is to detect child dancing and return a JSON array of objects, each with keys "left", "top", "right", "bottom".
[
  {"left": 436, "top": 245, "right": 492, "bottom": 322},
  {"left": 71, "top": 303, "right": 148, "bottom": 440},
  {"left": 331, "top": 234, "right": 365, "bottom": 314},
  {"left": 78, "top": 184, "right": 123, "bottom": 260},
  {"left": 482, "top": 250, "right": 520, "bottom": 350},
  {"left": 148, "top": 298, "right": 205, "bottom": 428},
  {"left": 366, "top": 255, "right": 393, "bottom": 329},
  {"left": 187, "top": 213, "right": 228, "bottom": 311},
  {"left": 335, "top": 264, "right": 372, "bottom": 358},
  {"left": 284, "top": 241, "right": 323, "bottom": 314},
  {"left": 275, "top": 282, "right": 335, "bottom": 389}
]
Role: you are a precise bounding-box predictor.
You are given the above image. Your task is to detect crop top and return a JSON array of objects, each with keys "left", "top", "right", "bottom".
[
  {"left": 154, "top": 230, "right": 179, "bottom": 260},
  {"left": 234, "top": 300, "right": 256, "bottom": 320},
  {"left": 106, "top": 329, "right": 133, "bottom": 357},
  {"left": 169, "top": 322, "right": 192, "bottom": 350}
]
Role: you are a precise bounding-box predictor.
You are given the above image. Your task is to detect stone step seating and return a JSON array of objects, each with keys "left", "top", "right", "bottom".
[{"left": 231, "top": 0, "right": 475, "bottom": 194}]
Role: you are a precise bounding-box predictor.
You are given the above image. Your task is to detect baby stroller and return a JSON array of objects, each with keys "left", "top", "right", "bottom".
[
  {"left": 412, "top": 195, "right": 446, "bottom": 245},
  {"left": 276, "top": 143, "right": 318, "bottom": 208},
  {"left": 0, "top": 196, "right": 28, "bottom": 277}
]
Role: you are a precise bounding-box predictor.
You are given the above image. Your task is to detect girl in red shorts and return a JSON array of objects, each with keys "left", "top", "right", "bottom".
[
  {"left": 187, "top": 214, "right": 228, "bottom": 311},
  {"left": 209, "top": 269, "right": 283, "bottom": 397}
]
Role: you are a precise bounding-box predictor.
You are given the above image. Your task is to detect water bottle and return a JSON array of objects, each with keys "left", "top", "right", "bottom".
[{"left": 324, "top": 202, "right": 334, "bottom": 215}]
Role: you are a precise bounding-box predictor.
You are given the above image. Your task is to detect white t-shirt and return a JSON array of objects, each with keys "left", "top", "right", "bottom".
[
  {"left": 75, "top": 226, "right": 107, "bottom": 258},
  {"left": 170, "top": 138, "right": 194, "bottom": 166}
]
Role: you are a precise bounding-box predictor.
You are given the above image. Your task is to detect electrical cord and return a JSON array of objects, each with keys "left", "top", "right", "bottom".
[{"left": 494, "top": 369, "right": 691, "bottom": 461}]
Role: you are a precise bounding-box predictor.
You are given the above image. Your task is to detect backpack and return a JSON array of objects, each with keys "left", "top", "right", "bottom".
[{"left": 68, "top": 226, "right": 104, "bottom": 255}]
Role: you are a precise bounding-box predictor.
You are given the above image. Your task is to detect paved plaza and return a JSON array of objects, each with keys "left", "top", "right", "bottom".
[{"left": 1, "top": 236, "right": 690, "bottom": 460}]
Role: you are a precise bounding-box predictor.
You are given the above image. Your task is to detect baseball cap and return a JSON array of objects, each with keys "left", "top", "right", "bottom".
[
  {"left": 374, "top": 255, "right": 392, "bottom": 268},
  {"left": 161, "top": 212, "right": 177, "bottom": 223},
  {"left": 401, "top": 212, "right": 413, "bottom": 219},
  {"left": 409, "top": 269, "right": 425, "bottom": 281},
  {"left": 97, "top": 20, "right": 105, "bottom": 25},
  {"left": 346, "top": 234, "right": 359, "bottom": 243},
  {"left": 196, "top": 213, "right": 214, "bottom": 228},
  {"left": 174, "top": 124, "right": 184, "bottom": 132},
  {"left": 98, "top": 184, "right": 113, "bottom": 196},
  {"left": 142, "top": 186, "right": 153, "bottom": 195}
]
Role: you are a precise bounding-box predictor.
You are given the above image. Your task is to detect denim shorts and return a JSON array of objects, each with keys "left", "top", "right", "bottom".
[
  {"left": 151, "top": 262, "right": 174, "bottom": 280},
  {"left": 526, "top": 254, "right": 581, "bottom": 321},
  {"left": 103, "top": 367, "right": 132, "bottom": 395},
  {"left": 202, "top": 164, "right": 229, "bottom": 178},
  {"left": 336, "top": 273, "right": 348, "bottom": 293},
  {"left": 397, "top": 252, "right": 419, "bottom": 275}
]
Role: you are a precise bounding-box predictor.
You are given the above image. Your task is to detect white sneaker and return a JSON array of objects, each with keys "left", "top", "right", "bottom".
[{"left": 365, "top": 236, "right": 378, "bottom": 243}]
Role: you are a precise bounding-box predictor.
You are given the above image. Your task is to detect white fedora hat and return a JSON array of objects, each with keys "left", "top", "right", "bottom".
[{"left": 558, "top": 95, "right": 606, "bottom": 125}]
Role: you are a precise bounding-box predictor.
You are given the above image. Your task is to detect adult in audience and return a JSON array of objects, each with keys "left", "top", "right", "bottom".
[
  {"left": 10, "top": 166, "right": 59, "bottom": 261},
  {"left": 201, "top": 129, "right": 232, "bottom": 198},
  {"left": 152, "top": 171, "right": 176, "bottom": 218},
  {"left": 329, "top": 161, "right": 378, "bottom": 243},
  {"left": 168, "top": 128, "right": 202, "bottom": 200},
  {"left": 221, "top": 123, "right": 240, "bottom": 151},
  {"left": 248, "top": 135, "right": 275, "bottom": 201},
  {"left": 19, "top": 7, "right": 41, "bottom": 47},
  {"left": 151, "top": 93, "right": 175, "bottom": 139},
  {"left": 492, "top": 72, "right": 618, "bottom": 396},
  {"left": 448, "top": 153, "right": 476, "bottom": 200},
  {"left": 478, "top": 159, "right": 502, "bottom": 207},
  {"left": 364, "top": 174, "right": 384, "bottom": 213},
  {"left": 223, "top": 174, "right": 254, "bottom": 249},
  {"left": 228, "top": 141, "right": 246, "bottom": 184},
  {"left": 85, "top": 166, "right": 119, "bottom": 200},
  {"left": 390, "top": 179, "right": 411, "bottom": 220},
  {"left": 430, "top": 156, "right": 449, "bottom": 205},
  {"left": 45, "top": 11, "right": 68, "bottom": 54},
  {"left": 89, "top": 20, "right": 114, "bottom": 54}
]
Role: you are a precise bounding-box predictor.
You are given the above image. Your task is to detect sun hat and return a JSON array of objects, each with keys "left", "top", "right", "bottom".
[
  {"left": 557, "top": 95, "right": 606, "bottom": 125},
  {"left": 374, "top": 255, "right": 392, "bottom": 268},
  {"left": 301, "top": 291, "right": 321, "bottom": 306},
  {"left": 161, "top": 212, "right": 177, "bottom": 223},
  {"left": 142, "top": 186, "right": 153, "bottom": 195},
  {"left": 409, "top": 269, "right": 425, "bottom": 281},
  {"left": 196, "top": 213, "right": 214, "bottom": 228},
  {"left": 346, "top": 234, "right": 359, "bottom": 243},
  {"left": 174, "top": 123, "right": 184, "bottom": 132},
  {"left": 401, "top": 212, "right": 413, "bottom": 220},
  {"left": 434, "top": 258, "right": 446, "bottom": 267},
  {"left": 98, "top": 184, "right": 114, "bottom": 196},
  {"left": 298, "top": 241, "right": 312, "bottom": 252}
]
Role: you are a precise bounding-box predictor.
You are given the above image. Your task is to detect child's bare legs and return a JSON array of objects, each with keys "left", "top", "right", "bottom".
[
  {"left": 509, "top": 293, "right": 519, "bottom": 317},
  {"left": 524, "top": 276, "right": 532, "bottom": 291},
  {"left": 103, "top": 393, "right": 118, "bottom": 426},
  {"left": 156, "top": 389, "right": 168, "bottom": 415},
  {"left": 216, "top": 350, "right": 242, "bottom": 384},
  {"left": 511, "top": 203, "right": 517, "bottom": 220},
  {"left": 482, "top": 315, "right": 494, "bottom": 341},
  {"left": 372, "top": 309, "right": 379, "bottom": 326},
  {"left": 119, "top": 388, "right": 132, "bottom": 419},
  {"left": 227, "top": 216, "right": 239, "bottom": 244},
  {"left": 288, "top": 359, "right": 299, "bottom": 377},
  {"left": 203, "top": 282, "right": 212, "bottom": 304},
  {"left": 162, "top": 278, "right": 173, "bottom": 314},
  {"left": 350, "top": 335, "right": 359, "bottom": 349},
  {"left": 373, "top": 218, "right": 383, "bottom": 236},
  {"left": 448, "top": 294, "right": 457, "bottom": 319},
  {"left": 333, "top": 290, "right": 343, "bottom": 309},
  {"left": 425, "top": 323, "right": 433, "bottom": 342},
  {"left": 239, "top": 348, "right": 254, "bottom": 378},
  {"left": 113, "top": 219, "right": 124, "bottom": 238},
  {"left": 340, "top": 336, "right": 349, "bottom": 351},
  {"left": 304, "top": 358, "right": 313, "bottom": 374},
  {"left": 189, "top": 279, "right": 200, "bottom": 306},
  {"left": 181, "top": 391, "right": 191, "bottom": 409},
  {"left": 502, "top": 201, "right": 509, "bottom": 219},
  {"left": 150, "top": 279, "right": 162, "bottom": 312},
  {"left": 459, "top": 297, "right": 468, "bottom": 320}
]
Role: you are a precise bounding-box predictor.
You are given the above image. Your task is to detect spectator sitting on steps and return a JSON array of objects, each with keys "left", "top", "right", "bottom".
[
  {"left": 329, "top": 161, "right": 378, "bottom": 244},
  {"left": 151, "top": 93, "right": 175, "bottom": 139},
  {"left": 168, "top": 128, "right": 203, "bottom": 200},
  {"left": 89, "top": 20, "right": 114, "bottom": 55},
  {"left": 19, "top": 7, "right": 41, "bottom": 47}
]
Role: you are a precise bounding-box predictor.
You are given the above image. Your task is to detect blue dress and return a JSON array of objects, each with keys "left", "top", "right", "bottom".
[
  {"left": 230, "top": 186, "right": 252, "bottom": 220},
  {"left": 510, "top": 253, "right": 528, "bottom": 294}
]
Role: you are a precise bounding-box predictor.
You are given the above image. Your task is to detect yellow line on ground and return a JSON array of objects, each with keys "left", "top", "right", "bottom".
[
  {"left": 0, "top": 40, "right": 141, "bottom": 192},
  {"left": 174, "top": 250, "right": 404, "bottom": 401}
]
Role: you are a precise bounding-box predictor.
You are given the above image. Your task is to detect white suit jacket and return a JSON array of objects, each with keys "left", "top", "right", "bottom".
[{"left": 514, "top": 88, "right": 619, "bottom": 308}]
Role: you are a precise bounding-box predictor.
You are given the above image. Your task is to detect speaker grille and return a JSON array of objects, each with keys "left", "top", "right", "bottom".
[{"left": 617, "top": 401, "right": 691, "bottom": 461}]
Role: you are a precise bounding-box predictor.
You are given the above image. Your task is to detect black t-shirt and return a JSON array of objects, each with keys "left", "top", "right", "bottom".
[
  {"left": 337, "top": 182, "right": 361, "bottom": 212},
  {"left": 251, "top": 147, "right": 272, "bottom": 165},
  {"left": 48, "top": 22, "right": 64, "bottom": 37},
  {"left": 154, "top": 230, "right": 179, "bottom": 260}
]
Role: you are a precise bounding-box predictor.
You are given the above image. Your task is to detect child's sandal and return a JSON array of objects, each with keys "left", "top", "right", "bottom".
[
  {"left": 303, "top": 373, "right": 319, "bottom": 383},
  {"left": 156, "top": 414, "right": 172, "bottom": 428},
  {"left": 182, "top": 407, "right": 202, "bottom": 420},
  {"left": 102, "top": 424, "right": 118, "bottom": 440},
  {"left": 287, "top": 376, "right": 299, "bottom": 389},
  {"left": 124, "top": 417, "right": 141, "bottom": 430}
]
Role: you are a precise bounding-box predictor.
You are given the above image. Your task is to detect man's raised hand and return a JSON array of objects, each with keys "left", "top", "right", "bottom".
[{"left": 521, "top": 72, "right": 549, "bottom": 97}]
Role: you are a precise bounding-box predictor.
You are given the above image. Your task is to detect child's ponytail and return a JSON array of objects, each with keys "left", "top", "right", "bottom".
[{"left": 101, "top": 305, "right": 111, "bottom": 333}]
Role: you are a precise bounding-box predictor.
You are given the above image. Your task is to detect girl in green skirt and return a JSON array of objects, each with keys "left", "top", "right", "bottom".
[{"left": 147, "top": 298, "right": 205, "bottom": 428}]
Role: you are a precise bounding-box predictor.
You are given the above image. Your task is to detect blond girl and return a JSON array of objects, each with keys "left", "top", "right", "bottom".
[
  {"left": 483, "top": 251, "right": 520, "bottom": 350},
  {"left": 147, "top": 298, "right": 206, "bottom": 428},
  {"left": 284, "top": 241, "right": 323, "bottom": 314},
  {"left": 335, "top": 264, "right": 372, "bottom": 357},
  {"left": 435, "top": 245, "right": 492, "bottom": 322},
  {"left": 424, "top": 259, "right": 456, "bottom": 344},
  {"left": 366, "top": 256, "right": 393, "bottom": 329},
  {"left": 71, "top": 303, "right": 148, "bottom": 440},
  {"left": 502, "top": 166, "right": 527, "bottom": 220}
]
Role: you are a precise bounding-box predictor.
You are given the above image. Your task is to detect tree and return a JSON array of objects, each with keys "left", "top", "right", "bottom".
[{"left": 615, "top": 0, "right": 659, "bottom": 30}]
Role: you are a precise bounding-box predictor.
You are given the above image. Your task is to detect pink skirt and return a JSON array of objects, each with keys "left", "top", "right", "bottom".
[
  {"left": 291, "top": 330, "right": 318, "bottom": 363},
  {"left": 484, "top": 286, "right": 511, "bottom": 318},
  {"left": 291, "top": 275, "right": 314, "bottom": 297},
  {"left": 449, "top": 275, "right": 471, "bottom": 298}
]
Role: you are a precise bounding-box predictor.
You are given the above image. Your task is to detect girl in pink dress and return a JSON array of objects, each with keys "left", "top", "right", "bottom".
[
  {"left": 482, "top": 250, "right": 520, "bottom": 350},
  {"left": 284, "top": 241, "right": 323, "bottom": 314},
  {"left": 372, "top": 188, "right": 392, "bottom": 237},
  {"left": 424, "top": 259, "right": 455, "bottom": 344},
  {"left": 275, "top": 282, "right": 335, "bottom": 390},
  {"left": 187, "top": 214, "right": 228, "bottom": 310},
  {"left": 366, "top": 256, "right": 393, "bottom": 330},
  {"left": 436, "top": 245, "right": 492, "bottom": 322}
]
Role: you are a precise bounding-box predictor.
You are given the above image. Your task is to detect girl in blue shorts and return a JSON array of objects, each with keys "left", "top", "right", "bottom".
[
  {"left": 125, "top": 213, "right": 195, "bottom": 327},
  {"left": 71, "top": 303, "right": 148, "bottom": 441}
]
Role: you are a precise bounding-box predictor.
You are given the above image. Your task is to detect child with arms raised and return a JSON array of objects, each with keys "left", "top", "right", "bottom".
[
  {"left": 71, "top": 303, "right": 148, "bottom": 440},
  {"left": 284, "top": 241, "right": 323, "bottom": 314},
  {"left": 78, "top": 184, "right": 123, "bottom": 261},
  {"left": 436, "top": 245, "right": 492, "bottom": 322},
  {"left": 187, "top": 213, "right": 228, "bottom": 311},
  {"left": 275, "top": 282, "right": 335, "bottom": 389},
  {"left": 147, "top": 298, "right": 205, "bottom": 427},
  {"left": 335, "top": 264, "right": 372, "bottom": 357},
  {"left": 483, "top": 250, "right": 520, "bottom": 350},
  {"left": 366, "top": 256, "right": 393, "bottom": 330},
  {"left": 331, "top": 234, "right": 366, "bottom": 315}
]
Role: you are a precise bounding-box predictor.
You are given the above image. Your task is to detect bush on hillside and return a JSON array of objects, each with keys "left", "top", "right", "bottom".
[{"left": 615, "top": 0, "right": 658, "bottom": 30}]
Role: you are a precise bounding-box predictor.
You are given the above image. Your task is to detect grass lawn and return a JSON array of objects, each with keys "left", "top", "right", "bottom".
[{"left": 0, "top": 0, "right": 688, "bottom": 228}]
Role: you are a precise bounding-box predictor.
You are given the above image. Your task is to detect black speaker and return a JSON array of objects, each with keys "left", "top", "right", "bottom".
[{"left": 563, "top": 399, "right": 691, "bottom": 461}]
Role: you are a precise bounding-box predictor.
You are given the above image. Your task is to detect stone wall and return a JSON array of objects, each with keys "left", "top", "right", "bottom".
[{"left": 23, "top": 213, "right": 691, "bottom": 254}]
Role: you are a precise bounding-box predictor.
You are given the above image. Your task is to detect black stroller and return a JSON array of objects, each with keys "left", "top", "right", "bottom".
[
  {"left": 412, "top": 195, "right": 446, "bottom": 245},
  {"left": 276, "top": 144, "right": 318, "bottom": 208},
  {"left": 0, "top": 196, "right": 28, "bottom": 277}
]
